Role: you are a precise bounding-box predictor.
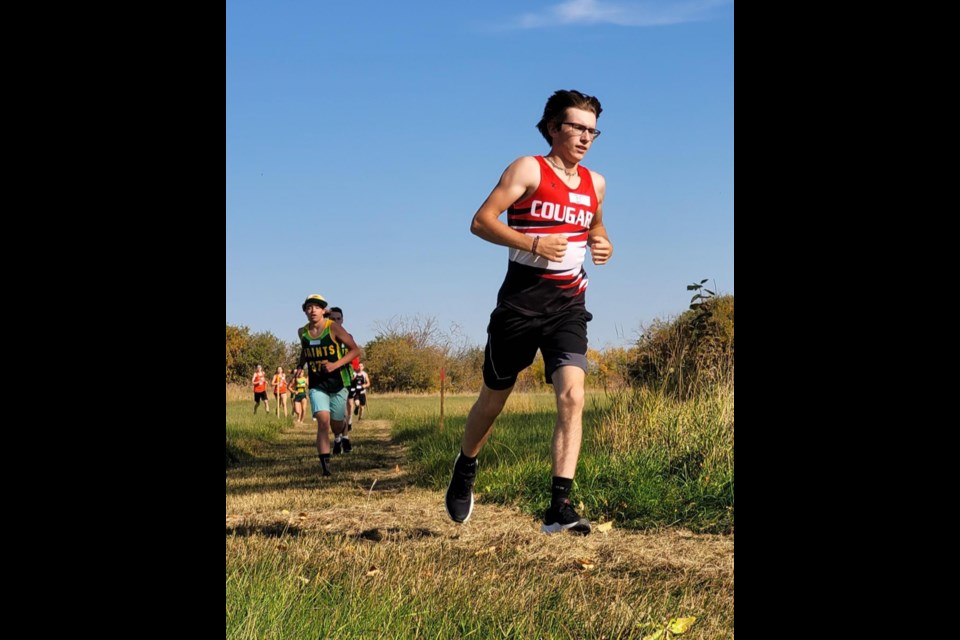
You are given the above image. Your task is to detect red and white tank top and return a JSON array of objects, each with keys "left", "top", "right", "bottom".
[{"left": 496, "top": 156, "right": 597, "bottom": 315}]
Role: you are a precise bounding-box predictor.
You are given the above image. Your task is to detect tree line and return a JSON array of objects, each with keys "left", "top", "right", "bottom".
[{"left": 226, "top": 293, "right": 733, "bottom": 396}]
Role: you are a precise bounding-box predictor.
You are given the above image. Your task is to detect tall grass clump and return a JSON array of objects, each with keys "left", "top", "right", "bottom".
[
  {"left": 226, "top": 397, "right": 293, "bottom": 466},
  {"left": 583, "top": 383, "right": 734, "bottom": 532},
  {"left": 392, "top": 385, "right": 732, "bottom": 532}
]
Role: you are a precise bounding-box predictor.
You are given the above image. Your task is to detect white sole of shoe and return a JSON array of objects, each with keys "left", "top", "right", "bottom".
[
  {"left": 541, "top": 520, "right": 592, "bottom": 534},
  {"left": 445, "top": 491, "right": 474, "bottom": 523}
]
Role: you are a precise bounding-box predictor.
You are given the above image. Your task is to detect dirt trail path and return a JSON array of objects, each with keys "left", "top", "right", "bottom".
[{"left": 226, "top": 418, "right": 733, "bottom": 580}]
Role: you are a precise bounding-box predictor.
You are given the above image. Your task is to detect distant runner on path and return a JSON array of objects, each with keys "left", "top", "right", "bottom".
[
  {"left": 290, "top": 294, "right": 361, "bottom": 476},
  {"left": 251, "top": 365, "right": 269, "bottom": 415}
]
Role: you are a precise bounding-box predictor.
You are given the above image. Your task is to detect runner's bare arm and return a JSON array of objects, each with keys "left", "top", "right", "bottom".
[
  {"left": 587, "top": 172, "right": 612, "bottom": 265},
  {"left": 471, "top": 157, "right": 545, "bottom": 251},
  {"left": 321, "top": 323, "right": 362, "bottom": 373}
]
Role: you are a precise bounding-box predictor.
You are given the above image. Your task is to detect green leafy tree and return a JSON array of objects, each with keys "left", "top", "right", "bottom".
[
  {"left": 444, "top": 345, "right": 485, "bottom": 393},
  {"left": 226, "top": 324, "right": 251, "bottom": 383},
  {"left": 587, "top": 346, "right": 632, "bottom": 389},
  {"left": 225, "top": 324, "right": 297, "bottom": 384},
  {"left": 362, "top": 316, "right": 439, "bottom": 392}
]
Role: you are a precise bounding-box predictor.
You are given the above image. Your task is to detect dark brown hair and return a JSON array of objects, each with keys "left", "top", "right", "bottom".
[{"left": 536, "top": 89, "right": 603, "bottom": 145}]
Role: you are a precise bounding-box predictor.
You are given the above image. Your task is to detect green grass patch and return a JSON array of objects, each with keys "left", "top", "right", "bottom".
[
  {"left": 226, "top": 401, "right": 293, "bottom": 466},
  {"left": 390, "top": 387, "right": 734, "bottom": 533},
  {"left": 226, "top": 535, "right": 726, "bottom": 639},
  {"left": 226, "top": 390, "right": 734, "bottom": 638}
]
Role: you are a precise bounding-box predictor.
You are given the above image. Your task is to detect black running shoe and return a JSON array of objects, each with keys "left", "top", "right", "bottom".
[
  {"left": 342, "top": 436, "right": 352, "bottom": 453},
  {"left": 332, "top": 439, "right": 343, "bottom": 455},
  {"left": 542, "top": 499, "right": 591, "bottom": 534},
  {"left": 444, "top": 453, "right": 477, "bottom": 523}
]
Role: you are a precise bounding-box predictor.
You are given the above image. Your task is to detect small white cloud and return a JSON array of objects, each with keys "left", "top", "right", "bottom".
[{"left": 511, "top": 0, "right": 731, "bottom": 29}]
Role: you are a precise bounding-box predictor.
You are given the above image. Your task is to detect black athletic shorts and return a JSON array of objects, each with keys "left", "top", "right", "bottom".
[
  {"left": 482, "top": 304, "right": 592, "bottom": 390},
  {"left": 254, "top": 391, "right": 268, "bottom": 402},
  {"left": 356, "top": 393, "right": 367, "bottom": 406}
]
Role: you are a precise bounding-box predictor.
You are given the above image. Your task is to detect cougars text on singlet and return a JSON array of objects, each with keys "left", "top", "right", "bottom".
[{"left": 496, "top": 155, "right": 597, "bottom": 315}]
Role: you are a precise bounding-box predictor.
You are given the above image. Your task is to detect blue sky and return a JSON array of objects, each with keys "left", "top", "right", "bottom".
[{"left": 226, "top": 0, "right": 733, "bottom": 351}]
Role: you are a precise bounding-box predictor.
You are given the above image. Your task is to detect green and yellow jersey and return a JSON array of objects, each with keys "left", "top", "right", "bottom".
[{"left": 297, "top": 320, "right": 352, "bottom": 393}]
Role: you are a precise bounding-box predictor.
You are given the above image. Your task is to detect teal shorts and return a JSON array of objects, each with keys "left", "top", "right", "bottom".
[{"left": 308, "top": 387, "right": 348, "bottom": 421}]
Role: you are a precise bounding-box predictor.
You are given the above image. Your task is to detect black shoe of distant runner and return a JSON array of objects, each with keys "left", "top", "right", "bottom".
[
  {"left": 333, "top": 439, "right": 342, "bottom": 455},
  {"left": 542, "top": 499, "right": 591, "bottom": 535},
  {"left": 445, "top": 453, "right": 477, "bottom": 523},
  {"left": 342, "top": 437, "right": 352, "bottom": 453}
]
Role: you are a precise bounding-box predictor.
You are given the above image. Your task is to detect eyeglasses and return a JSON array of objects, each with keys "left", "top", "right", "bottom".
[{"left": 562, "top": 122, "right": 601, "bottom": 139}]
